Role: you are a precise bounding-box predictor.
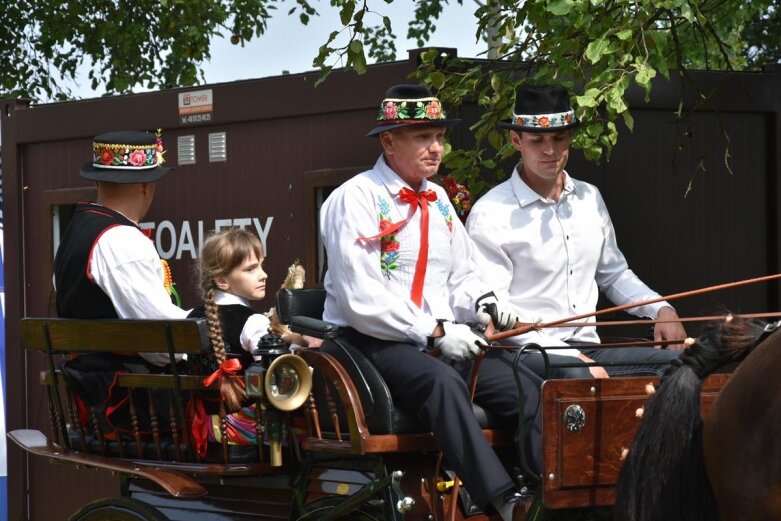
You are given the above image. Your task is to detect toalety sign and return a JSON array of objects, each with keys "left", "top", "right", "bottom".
[
  {"left": 140, "top": 216, "right": 273, "bottom": 260},
  {"left": 178, "top": 89, "right": 213, "bottom": 125}
]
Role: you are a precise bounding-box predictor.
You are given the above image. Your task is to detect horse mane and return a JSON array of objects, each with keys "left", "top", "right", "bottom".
[{"left": 615, "top": 315, "right": 766, "bottom": 521}]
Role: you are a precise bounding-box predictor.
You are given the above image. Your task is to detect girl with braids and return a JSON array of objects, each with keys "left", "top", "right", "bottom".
[
  {"left": 189, "top": 228, "right": 271, "bottom": 411},
  {"left": 187, "top": 228, "right": 274, "bottom": 455}
]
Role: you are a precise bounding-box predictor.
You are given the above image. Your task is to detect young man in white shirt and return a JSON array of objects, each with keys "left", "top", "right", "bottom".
[
  {"left": 466, "top": 84, "right": 685, "bottom": 379},
  {"left": 320, "top": 84, "right": 536, "bottom": 520}
]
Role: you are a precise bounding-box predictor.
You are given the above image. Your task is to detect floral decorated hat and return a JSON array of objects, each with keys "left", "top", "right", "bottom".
[
  {"left": 367, "top": 84, "right": 460, "bottom": 137},
  {"left": 498, "top": 84, "right": 580, "bottom": 133},
  {"left": 80, "top": 130, "right": 172, "bottom": 183}
]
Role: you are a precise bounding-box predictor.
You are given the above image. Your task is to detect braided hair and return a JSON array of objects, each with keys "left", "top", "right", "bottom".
[{"left": 196, "top": 228, "right": 264, "bottom": 411}]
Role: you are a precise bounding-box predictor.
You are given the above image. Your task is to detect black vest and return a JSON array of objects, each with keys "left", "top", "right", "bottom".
[
  {"left": 54, "top": 203, "right": 139, "bottom": 318},
  {"left": 188, "top": 303, "right": 258, "bottom": 369}
]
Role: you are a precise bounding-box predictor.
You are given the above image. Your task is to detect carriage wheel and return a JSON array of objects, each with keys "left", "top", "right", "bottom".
[
  {"left": 296, "top": 496, "right": 385, "bottom": 521},
  {"left": 68, "top": 497, "right": 169, "bottom": 521}
]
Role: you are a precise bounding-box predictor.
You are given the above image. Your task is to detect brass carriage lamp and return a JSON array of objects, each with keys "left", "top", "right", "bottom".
[{"left": 247, "top": 333, "right": 313, "bottom": 466}]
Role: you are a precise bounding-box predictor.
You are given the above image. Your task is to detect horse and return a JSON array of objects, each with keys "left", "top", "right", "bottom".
[{"left": 614, "top": 315, "right": 781, "bottom": 521}]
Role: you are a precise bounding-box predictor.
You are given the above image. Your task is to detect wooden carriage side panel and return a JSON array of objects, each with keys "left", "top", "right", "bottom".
[{"left": 541, "top": 374, "right": 729, "bottom": 509}]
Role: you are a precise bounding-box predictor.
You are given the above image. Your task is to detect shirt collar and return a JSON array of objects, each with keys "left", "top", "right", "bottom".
[
  {"left": 375, "top": 154, "right": 432, "bottom": 196},
  {"left": 214, "top": 289, "right": 251, "bottom": 307},
  {"left": 510, "top": 163, "right": 577, "bottom": 207}
]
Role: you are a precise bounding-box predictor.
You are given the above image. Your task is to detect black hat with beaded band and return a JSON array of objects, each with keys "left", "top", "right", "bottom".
[
  {"left": 367, "top": 84, "right": 460, "bottom": 137},
  {"left": 80, "top": 130, "right": 173, "bottom": 183},
  {"left": 498, "top": 84, "right": 580, "bottom": 133}
]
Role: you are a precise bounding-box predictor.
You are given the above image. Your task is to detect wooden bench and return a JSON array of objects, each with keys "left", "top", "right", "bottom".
[{"left": 12, "top": 317, "right": 299, "bottom": 499}]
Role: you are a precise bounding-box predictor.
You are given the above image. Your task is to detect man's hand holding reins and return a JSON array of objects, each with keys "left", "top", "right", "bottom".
[
  {"left": 654, "top": 306, "right": 688, "bottom": 352},
  {"left": 432, "top": 322, "right": 483, "bottom": 361},
  {"left": 475, "top": 292, "right": 520, "bottom": 332}
]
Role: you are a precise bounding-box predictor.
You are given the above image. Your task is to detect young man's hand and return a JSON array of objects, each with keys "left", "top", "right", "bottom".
[{"left": 654, "top": 306, "right": 688, "bottom": 352}]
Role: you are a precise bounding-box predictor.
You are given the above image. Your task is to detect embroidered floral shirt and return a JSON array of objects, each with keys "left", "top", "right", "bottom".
[{"left": 320, "top": 155, "right": 488, "bottom": 347}]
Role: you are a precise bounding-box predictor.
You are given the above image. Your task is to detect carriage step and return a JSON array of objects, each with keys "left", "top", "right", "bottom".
[{"left": 7, "top": 429, "right": 207, "bottom": 498}]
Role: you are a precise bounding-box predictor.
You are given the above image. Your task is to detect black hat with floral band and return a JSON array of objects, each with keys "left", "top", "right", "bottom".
[
  {"left": 498, "top": 84, "right": 579, "bottom": 133},
  {"left": 80, "top": 130, "right": 172, "bottom": 183},
  {"left": 367, "top": 84, "right": 460, "bottom": 137}
]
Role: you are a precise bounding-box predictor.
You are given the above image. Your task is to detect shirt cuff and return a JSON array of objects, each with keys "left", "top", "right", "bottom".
[{"left": 408, "top": 315, "right": 441, "bottom": 348}]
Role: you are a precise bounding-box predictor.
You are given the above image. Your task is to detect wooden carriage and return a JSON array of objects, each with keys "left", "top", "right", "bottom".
[{"left": 9, "top": 289, "right": 730, "bottom": 520}]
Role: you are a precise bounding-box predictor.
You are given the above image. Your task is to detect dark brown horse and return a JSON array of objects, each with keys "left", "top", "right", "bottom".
[{"left": 615, "top": 316, "right": 781, "bottom": 521}]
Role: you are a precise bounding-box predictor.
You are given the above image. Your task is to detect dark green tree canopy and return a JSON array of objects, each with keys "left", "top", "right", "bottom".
[{"left": 3, "top": 0, "right": 778, "bottom": 190}]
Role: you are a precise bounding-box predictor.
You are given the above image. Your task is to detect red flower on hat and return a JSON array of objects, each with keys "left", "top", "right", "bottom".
[
  {"left": 515, "top": 116, "right": 525, "bottom": 127},
  {"left": 128, "top": 149, "right": 147, "bottom": 166},
  {"left": 564, "top": 113, "right": 572, "bottom": 124},
  {"left": 425, "top": 100, "right": 442, "bottom": 119},
  {"left": 99, "top": 148, "right": 115, "bottom": 165},
  {"left": 383, "top": 102, "right": 398, "bottom": 120},
  {"left": 538, "top": 116, "right": 551, "bottom": 127}
]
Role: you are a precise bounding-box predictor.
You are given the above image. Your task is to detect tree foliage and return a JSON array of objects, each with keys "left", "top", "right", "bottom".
[
  {"left": 1, "top": 0, "right": 275, "bottom": 101},
  {"left": 3, "top": 0, "right": 779, "bottom": 191}
]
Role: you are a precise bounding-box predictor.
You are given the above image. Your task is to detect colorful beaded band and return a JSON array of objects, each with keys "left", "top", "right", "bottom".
[
  {"left": 92, "top": 141, "right": 164, "bottom": 170},
  {"left": 512, "top": 109, "right": 575, "bottom": 130},
  {"left": 377, "top": 97, "right": 447, "bottom": 125}
]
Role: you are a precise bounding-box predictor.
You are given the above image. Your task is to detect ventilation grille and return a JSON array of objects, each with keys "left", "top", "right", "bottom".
[
  {"left": 177, "top": 135, "right": 196, "bottom": 165},
  {"left": 208, "top": 132, "right": 227, "bottom": 162}
]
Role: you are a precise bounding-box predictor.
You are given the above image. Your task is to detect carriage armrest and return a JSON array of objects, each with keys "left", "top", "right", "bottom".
[
  {"left": 276, "top": 288, "right": 327, "bottom": 324},
  {"left": 290, "top": 315, "right": 341, "bottom": 340}
]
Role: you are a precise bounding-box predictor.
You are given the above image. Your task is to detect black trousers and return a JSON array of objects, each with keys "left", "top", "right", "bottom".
[{"left": 343, "top": 329, "right": 544, "bottom": 507}]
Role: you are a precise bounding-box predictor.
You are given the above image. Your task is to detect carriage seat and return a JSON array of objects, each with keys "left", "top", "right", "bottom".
[{"left": 276, "top": 289, "right": 511, "bottom": 436}]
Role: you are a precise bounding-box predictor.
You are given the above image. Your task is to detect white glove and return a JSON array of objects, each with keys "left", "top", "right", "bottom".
[
  {"left": 433, "top": 322, "right": 484, "bottom": 361},
  {"left": 475, "top": 292, "right": 520, "bottom": 332}
]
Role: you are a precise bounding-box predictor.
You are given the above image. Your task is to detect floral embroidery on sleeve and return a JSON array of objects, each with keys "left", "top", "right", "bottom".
[{"left": 377, "top": 197, "right": 400, "bottom": 278}]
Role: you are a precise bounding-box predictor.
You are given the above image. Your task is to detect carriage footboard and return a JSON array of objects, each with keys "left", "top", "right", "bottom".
[{"left": 7, "top": 429, "right": 207, "bottom": 498}]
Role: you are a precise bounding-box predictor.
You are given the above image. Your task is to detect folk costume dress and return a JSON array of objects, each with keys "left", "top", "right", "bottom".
[
  {"left": 188, "top": 291, "right": 272, "bottom": 455},
  {"left": 320, "top": 155, "right": 545, "bottom": 508},
  {"left": 466, "top": 167, "right": 680, "bottom": 376}
]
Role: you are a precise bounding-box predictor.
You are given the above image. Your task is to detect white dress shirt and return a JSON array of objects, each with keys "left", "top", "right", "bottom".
[
  {"left": 466, "top": 167, "right": 668, "bottom": 351},
  {"left": 90, "top": 223, "right": 189, "bottom": 365},
  {"left": 321, "top": 155, "right": 488, "bottom": 347}
]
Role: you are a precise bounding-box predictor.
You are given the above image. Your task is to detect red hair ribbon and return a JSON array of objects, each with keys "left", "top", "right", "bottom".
[{"left": 203, "top": 357, "right": 243, "bottom": 387}]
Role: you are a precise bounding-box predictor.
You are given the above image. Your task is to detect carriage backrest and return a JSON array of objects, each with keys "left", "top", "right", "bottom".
[{"left": 20, "top": 318, "right": 210, "bottom": 356}]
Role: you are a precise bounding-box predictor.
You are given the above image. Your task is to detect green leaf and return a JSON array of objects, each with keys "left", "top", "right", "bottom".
[
  {"left": 622, "top": 110, "right": 635, "bottom": 132},
  {"left": 547, "top": 0, "right": 574, "bottom": 16},
  {"left": 575, "top": 88, "right": 601, "bottom": 108},
  {"left": 585, "top": 37, "right": 610, "bottom": 64},
  {"left": 429, "top": 71, "right": 445, "bottom": 89},
  {"left": 615, "top": 28, "right": 633, "bottom": 41},
  {"left": 340, "top": 2, "right": 355, "bottom": 26}
]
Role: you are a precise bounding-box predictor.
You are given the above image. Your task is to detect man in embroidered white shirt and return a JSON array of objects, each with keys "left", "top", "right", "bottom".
[
  {"left": 466, "top": 84, "right": 685, "bottom": 379},
  {"left": 320, "top": 84, "right": 536, "bottom": 520}
]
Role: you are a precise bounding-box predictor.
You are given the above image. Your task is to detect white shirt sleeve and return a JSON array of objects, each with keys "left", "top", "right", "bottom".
[
  {"left": 240, "top": 312, "right": 272, "bottom": 358},
  {"left": 91, "top": 226, "right": 188, "bottom": 365},
  {"left": 593, "top": 194, "right": 668, "bottom": 319}
]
